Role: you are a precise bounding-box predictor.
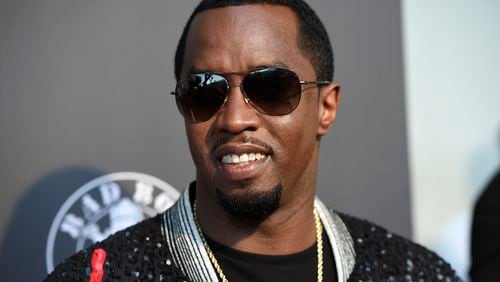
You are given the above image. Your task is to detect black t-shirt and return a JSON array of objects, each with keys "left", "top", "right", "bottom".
[{"left": 205, "top": 230, "right": 337, "bottom": 282}]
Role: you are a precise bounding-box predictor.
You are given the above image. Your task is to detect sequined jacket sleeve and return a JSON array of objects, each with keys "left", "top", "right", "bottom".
[
  {"left": 338, "top": 212, "right": 462, "bottom": 281},
  {"left": 44, "top": 215, "right": 188, "bottom": 282}
]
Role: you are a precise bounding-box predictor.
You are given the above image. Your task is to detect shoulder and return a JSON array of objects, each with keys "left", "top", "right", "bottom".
[
  {"left": 336, "top": 212, "right": 462, "bottom": 281},
  {"left": 45, "top": 214, "right": 188, "bottom": 282}
]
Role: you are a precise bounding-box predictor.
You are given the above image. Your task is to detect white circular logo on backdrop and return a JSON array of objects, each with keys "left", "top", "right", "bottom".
[{"left": 45, "top": 172, "right": 180, "bottom": 273}]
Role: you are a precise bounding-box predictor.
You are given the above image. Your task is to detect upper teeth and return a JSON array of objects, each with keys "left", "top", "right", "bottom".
[{"left": 221, "top": 153, "right": 267, "bottom": 164}]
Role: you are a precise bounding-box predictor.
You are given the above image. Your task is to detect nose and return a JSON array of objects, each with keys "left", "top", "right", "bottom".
[{"left": 214, "top": 83, "right": 260, "bottom": 134}]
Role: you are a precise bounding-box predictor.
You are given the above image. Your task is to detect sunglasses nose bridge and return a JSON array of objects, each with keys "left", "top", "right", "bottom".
[{"left": 227, "top": 82, "right": 250, "bottom": 105}]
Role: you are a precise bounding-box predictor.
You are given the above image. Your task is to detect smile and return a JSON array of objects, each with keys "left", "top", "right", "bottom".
[
  {"left": 211, "top": 140, "right": 273, "bottom": 181},
  {"left": 221, "top": 153, "right": 268, "bottom": 165}
]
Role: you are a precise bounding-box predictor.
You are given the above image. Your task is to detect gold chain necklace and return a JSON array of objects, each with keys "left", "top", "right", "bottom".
[{"left": 193, "top": 202, "right": 323, "bottom": 282}]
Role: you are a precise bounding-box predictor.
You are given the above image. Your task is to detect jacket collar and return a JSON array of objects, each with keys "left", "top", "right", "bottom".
[{"left": 161, "top": 184, "right": 355, "bottom": 281}]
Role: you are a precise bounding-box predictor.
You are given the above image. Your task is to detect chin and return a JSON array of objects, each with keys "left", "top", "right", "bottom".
[{"left": 215, "top": 183, "right": 283, "bottom": 221}]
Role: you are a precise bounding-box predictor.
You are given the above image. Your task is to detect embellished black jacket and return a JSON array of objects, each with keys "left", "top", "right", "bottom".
[{"left": 46, "top": 188, "right": 461, "bottom": 282}]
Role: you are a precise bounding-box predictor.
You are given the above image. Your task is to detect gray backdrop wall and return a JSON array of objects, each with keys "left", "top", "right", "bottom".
[{"left": 0, "top": 0, "right": 409, "bottom": 280}]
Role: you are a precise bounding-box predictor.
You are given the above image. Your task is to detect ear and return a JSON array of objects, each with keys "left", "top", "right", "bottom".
[{"left": 317, "top": 82, "right": 341, "bottom": 137}]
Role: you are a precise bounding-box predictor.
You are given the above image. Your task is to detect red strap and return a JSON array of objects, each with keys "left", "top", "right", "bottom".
[{"left": 89, "top": 248, "right": 106, "bottom": 282}]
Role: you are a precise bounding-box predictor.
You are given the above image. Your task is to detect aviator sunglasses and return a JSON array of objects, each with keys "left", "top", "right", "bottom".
[{"left": 171, "top": 67, "right": 330, "bottom": 122}]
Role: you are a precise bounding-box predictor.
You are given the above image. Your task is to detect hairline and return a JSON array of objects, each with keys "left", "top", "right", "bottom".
[{"left": 175, "top": 2, "right": 332, "bottom": 82}]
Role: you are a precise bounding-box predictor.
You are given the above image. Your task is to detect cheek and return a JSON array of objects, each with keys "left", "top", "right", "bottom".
[
  {"left": 277, "top": 97, "right": 319, "bottom": 144},
  {"left": 269, "top": 108, "right": 319, "bottom": 161},
  {"left": 185, "top": 123, "right": 210, "bottom": 167},
  {"left": 273, "top": 98, "right": 320, "bottom": 168}
]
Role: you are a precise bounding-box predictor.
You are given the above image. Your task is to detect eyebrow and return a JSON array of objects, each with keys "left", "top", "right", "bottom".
[
  {"left": 251, "top": 60, "right": 290, "bottom": 70},
  {"left": 187, "top": 60, "right": 291, "bottom": 75}
]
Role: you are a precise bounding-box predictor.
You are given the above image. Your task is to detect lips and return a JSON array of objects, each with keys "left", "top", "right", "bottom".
[
  {"left": 212, "top": 142, "right": 272, "bottom": 182},
  {"left": 221, "top": 152, "right": 267, "bottom": 164}
]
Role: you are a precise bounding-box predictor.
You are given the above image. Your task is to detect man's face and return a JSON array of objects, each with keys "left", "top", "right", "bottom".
[{"left": 180, "top": 4, "right": 333, "bottom": 216}]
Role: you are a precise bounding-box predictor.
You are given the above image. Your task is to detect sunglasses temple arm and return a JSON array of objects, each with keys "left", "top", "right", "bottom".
[{"left": 300, "top": 80, "right": 331, "bottom": 85}]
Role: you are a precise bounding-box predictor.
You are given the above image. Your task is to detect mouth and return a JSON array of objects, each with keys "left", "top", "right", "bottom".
[
  {"left": 221, "top": 152, "right": 269, "bottom": 165},
  {"left": 212, "top": 143, "right": 272, "bottom": 182}
]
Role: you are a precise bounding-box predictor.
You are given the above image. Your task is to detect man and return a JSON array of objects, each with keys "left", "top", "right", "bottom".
[
  {"left": 470, "top": 168, "right": 500, "bottom": 281},
  {"left": 46, "top": 0, "right": 460, "bottom": 281}
]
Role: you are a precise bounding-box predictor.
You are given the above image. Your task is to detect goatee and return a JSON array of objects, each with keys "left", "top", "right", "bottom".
[{"left": 216, "top": 183, "right": 283, "bottom": 221}]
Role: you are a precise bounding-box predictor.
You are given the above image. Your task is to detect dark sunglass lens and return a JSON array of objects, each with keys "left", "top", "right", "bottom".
[
  {"left": 242, "top": 68, "right": 301, "bottom": 115},
  {"left": 175, "top": 73, "right": 227, "bottom": 122}
]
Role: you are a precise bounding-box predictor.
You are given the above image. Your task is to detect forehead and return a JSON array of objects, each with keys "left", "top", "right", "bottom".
[{"left": 182, "top": 4, "right": 310, "bottom": 75}]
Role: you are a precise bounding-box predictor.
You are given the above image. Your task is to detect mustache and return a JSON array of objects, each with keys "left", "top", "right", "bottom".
[{"left": 209, "top": 135, "right": 273, "bottom": 155}]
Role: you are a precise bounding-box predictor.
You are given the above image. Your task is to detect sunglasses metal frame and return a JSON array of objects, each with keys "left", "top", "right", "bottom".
[{"left": 171, "top": 67, "right": 331, "bottom": 122}]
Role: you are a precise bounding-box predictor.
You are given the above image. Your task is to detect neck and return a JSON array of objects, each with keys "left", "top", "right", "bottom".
[{"left": 194, "top": 184, "right": 317, "bottom": 255}]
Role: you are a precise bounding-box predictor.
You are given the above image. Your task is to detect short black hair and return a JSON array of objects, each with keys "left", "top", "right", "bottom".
[{"left": 174, "top": 0, "right": 334, "bottom": 82}]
